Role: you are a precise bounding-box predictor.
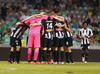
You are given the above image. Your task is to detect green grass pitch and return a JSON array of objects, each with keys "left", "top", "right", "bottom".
[{"left": 0, "top": 61, "right": 100, "bottom": 74}]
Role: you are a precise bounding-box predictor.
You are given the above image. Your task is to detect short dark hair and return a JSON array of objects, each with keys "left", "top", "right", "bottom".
[{"left": 82, "top": 21, "right": 88, "bottom": 26}]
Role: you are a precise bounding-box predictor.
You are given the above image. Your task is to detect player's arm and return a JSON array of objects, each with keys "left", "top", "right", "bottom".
[
  {"left": 21, "top": 15, "right": 35, "bottom": 26},
  {"left": 64, "top": 23, "right": 75, "bottom": 34},
  {"left": 30, "top": 23, "right": 41, "bottom": 26},
  {"left": 30, "top": 20, "right": 42, "bottom": 27},
  {"left": 85, "top": 30, "right": 93, "bottom": 39},
  {"left": 41, "top": 14, "right": 48, "bottom": 17},
  {"left": 53, "top": 16, "right": 65, "bottom": 22},
  {"left": 85, "top": 35, "right": 93, "bottom": 38},
  {"left": 22, "top": 15, "right": 35, "bottom": 22},
  {"left": 55, "top": 24, "right": 65, "bottom": 27},
  {"left": 78, "top": 30, "right": 84, "bottom": 39},
  {"left": 30, "top": 20, "right": 44, "bottom": 27},
  {"left": 15, "top": 22, "right": 21, "bottom": 26},
  {"left": 54, "top": 17, "right": 64, "bottom": 22}
]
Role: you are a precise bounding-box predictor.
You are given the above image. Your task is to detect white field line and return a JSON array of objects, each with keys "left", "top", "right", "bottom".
[{"left": 0, "top": 67, "right": 17, "bottom": 72}]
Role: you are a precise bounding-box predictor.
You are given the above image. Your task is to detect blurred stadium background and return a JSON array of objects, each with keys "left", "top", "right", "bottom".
[{"left": 0, "top": 0, "right": 100, "bottom": 61}]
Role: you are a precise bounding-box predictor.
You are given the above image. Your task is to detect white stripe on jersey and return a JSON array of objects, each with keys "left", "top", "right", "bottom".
[
  {"left": 11, "top": 28, "right": 15, "bottom": 37},
  {"left": 56, "top": 33, "right": 58, "bottom": 37},
  {"left": 79, "top": 28, "right": 93, "bottom": 45},
  {"left": 14, "top": 27, "right": 22, "bottom": 38},
  {"left": 87, "top": 39, "right": 89, "bottom": 44},
  {"left": 67, "top": 32, "right": 70, "bottom": 37},
  {"left": 84, "top": 38, "right": 86, "bottom": 44},
  {"left": 59, "top": 31, "right": 62, "bottom": 37},
  {"left": 17, "top": 32, "right": 21, "bottom": 38},
  {"left": 11, "top": 32, "right": 13, "bottom": 37},
  {"left": 81, "top": 39, "right": 83, "bottom": 44}
]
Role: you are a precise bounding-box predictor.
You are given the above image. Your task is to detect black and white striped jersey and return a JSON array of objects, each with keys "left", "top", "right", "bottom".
[
  {"left": 64, "top": 20, "right": 73, "bottom": 38},
  {"left": 41, "top": 18, "right": 56, "bottom": 39},
  {"left": 10, "top": 24, "right": 27, "bottom": 39},
  {"left": 79, "top": 28, "right": 93, "bottom": 45},
  {"left": 53, "top": 19, "right": 65, "bottom": 39}
]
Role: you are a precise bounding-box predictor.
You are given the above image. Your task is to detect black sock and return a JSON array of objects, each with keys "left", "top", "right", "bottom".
[
  {"left": 8, "top": 51, "right": 13, "bottom": 62},
  {"left": 57, "top": 51, "right": 59, "bottom": 62},
  {"left": 42, "top": 50, "right": 44, "bottom": 61},
  {"left": 39, "top": 49, "right": 42, "bottom": 62},
  {"left": 65, "top": 52, "right": 69, "bottom": 63},
  {"left": 34, "top": 60, "right": 36, "bottom": 62},
  {"left": 47, "top": 50, "right": 49, "bottom": 61},
  {"left": 48, "top": 50, "right": 52, "bottom": 61},
  {"left": 13, "top": 52, "right": 15, "bottom": 62},
  {"left": 15, "top": 51, "right": 20, "bottom": 62},
  {"left": 30, "top": 50, "right": 34, "bottom": 61},
  {"left": 69, "top": 52, "right": 73, "bottom": 63},
  {"left": 81, "top": 53, "right": 84, "bottom": 57},
  {"left": 60, "top": 51, "right": 64, "bottom": 62},
  {"left": 85, "top": 53, "right": 88, "bottom": 61},
  {"left": 43, "top": 50, "right": 47, "bottom": 61},
  {"left": 54, "top": 51, "right": 58, "bottom": 62}
]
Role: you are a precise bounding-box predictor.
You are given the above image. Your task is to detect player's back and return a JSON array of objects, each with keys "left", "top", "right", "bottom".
[{"left": 29, "top": 16, "right": 47, "bottom": 34}]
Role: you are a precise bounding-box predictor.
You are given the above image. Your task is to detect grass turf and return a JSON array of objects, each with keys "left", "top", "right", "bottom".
[{"left": 0, "top": 61, "right": 100, "bottom": 74}]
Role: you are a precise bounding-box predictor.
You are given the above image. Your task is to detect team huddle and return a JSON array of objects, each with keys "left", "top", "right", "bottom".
[{"left": 7, "top": 12, "right": 93, "bottom": 64}]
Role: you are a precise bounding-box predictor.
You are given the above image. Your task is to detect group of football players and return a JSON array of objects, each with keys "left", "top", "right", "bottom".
[{"left": 7, "top": 12, "right": 76, "bottom": 64}]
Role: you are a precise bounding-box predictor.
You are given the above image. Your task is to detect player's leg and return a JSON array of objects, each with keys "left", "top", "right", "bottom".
[
  {"left": 42, "top": 48, "right": 44, "bottom": 63},
  {"left": 59, "top": 38, "right": 65, "bottom": 64},
  {"left": 28, "top": 47, "right": 33, "bottom": 63},
  {"left": 12, "top": 48, "right": 16, "bottom": 62},
  {"left": 65, "top": 37, "right": 73, "bottom": 64},
  {"left": 47, "top": 39, "right": 53, "bottom": 64},
  {"left": 15, "top": 38, "right": 22, "bottom": 64},
  {"left": 33, "top": 34, "right": 41, "bottom": 64},
  {"left": 38, "top": 48, "right": 42, "bottom": 64},
  {"left": 48, "top": 48, "right": 53, "bottom": 64},
  {"left": 27, "top": 33, "right": 34, "bottom": 64},
  {"left": 33, "top": 47, "right": 40, "bottom": 64},
  {"left": 41, "top": 36, "right": 48, "bottom": 64},
  {"left": 57, "top": 48, "right": 59, "bottom": 64},
  {"left": 7, "top": 37, "right": 16, "bottom": 64},
  {"left": 81, "top": 46, "right": 85, "bottom": 62},
  {"left": 60, "top": 46, "right": 64, "bottom": 64},
  {"left": 15, "top": 45, "right": 21, "bottom": 64},
  {"left": 7, "top": 47, "right": 15, "bottom": 64},
  {"left": 66, "top": 47, "right": 73, "bottom": 63},
  {"left": 84, "top": 49, "right": 89, "bottom": 63},
  {"left": 53, "top": 38, "right": 59, "bottom": 64},
  {"left": 47, "top": 48, "right": 51, "bottom": 64},
  {"left": 30, "top": 47, "right": 34, "bottom": 62},
  {"left": 84, "top": 46, "right": 89, "bottom": 63},
  {"left": 65, "top": 47, "right": 69, "bottom": 63},
  {"left": 54, "top": 47, "right": 58, "bottom": 64},
  {"left": 27, "top": 35, "right": 33, "bottom": 63},
  {"left": 43, "top": 47, "right": 48, "bottom": 64}
]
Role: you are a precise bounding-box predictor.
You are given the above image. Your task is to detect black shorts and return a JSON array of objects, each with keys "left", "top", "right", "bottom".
[
  {"left": 53, "top": 37, "right": 64, "bottom": 47},
  {"left": 65, "top": 37, "right": 73, "bottom": 47},
  {"left": 10, "top": 37, "right": 21, "bottom": 47},
  {"left": 81, "top": 44, "right": 90, "bottom": 50},
  {"left": 41, "top": 37, "right": 53, "bottom": 48}
]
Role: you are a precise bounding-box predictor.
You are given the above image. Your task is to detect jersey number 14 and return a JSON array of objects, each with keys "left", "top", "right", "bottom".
[{"left": 47, "top": 23, "right": 53, "bottom": 29}]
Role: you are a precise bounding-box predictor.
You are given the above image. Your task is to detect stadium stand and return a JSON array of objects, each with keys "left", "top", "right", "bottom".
[{"left": 0, "top": 0, "right": 100, "bottom": 46}]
